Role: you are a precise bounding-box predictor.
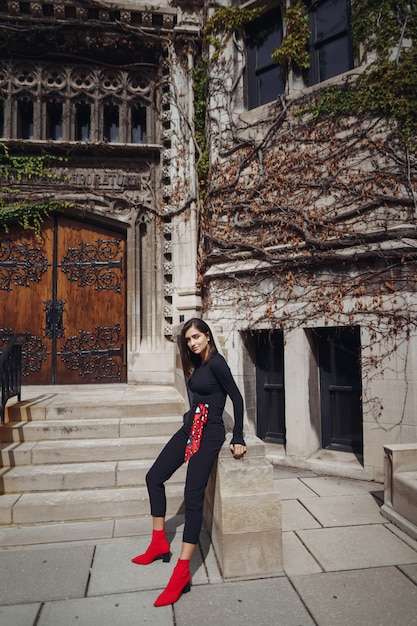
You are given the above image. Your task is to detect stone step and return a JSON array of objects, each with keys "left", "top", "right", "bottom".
[
  {"left": 6, "top": 384, "right": 186, "bottom": 421},
  {"left": 1, "top": 485, "right": 185, "bottom": 526},
  {"left": 0, "top": 514, "right": 185, "bottom": 548},
  {"left": 0, "top": 385, "right": 188, "bottom": 544},
  {"left": 0, "top": 415, "right": 182, "bottom": 442},
  {"left": 0, "top": 459, "right": 187, "bottom": 493},
  {"left": 0, "top": 435, "right": 174, "bottom": 467}
]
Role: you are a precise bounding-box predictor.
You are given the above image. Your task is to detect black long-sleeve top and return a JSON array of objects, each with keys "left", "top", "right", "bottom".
[{"left": 187, "top": 353, "right": 245, "bottom": 446}]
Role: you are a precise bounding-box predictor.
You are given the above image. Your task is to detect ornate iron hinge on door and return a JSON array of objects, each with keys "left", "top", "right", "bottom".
[
  {"left": 60, "top": 239, "right": 123, "bottom": 292},
  {"left": 59, "top": 323, "right": 123, "bottom": 380},
  {"left": 0, "top": 240, "right": 48, "bottom": 290}
]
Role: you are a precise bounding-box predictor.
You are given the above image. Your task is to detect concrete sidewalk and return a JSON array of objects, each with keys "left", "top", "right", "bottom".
[{"left": 1, "top": 467, "right": 417, "bottom": 626}]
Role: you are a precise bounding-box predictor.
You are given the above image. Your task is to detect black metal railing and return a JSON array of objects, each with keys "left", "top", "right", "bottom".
[{"left": 0, "top": 333, "right": 23, "bottom": 425}]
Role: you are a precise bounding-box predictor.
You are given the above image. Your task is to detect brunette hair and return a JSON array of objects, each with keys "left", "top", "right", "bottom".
[{"left": 180, "top": 318, "right": 218, "bottom": 378}]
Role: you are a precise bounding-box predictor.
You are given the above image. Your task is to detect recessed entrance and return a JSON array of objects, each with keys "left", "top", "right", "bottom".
[
  {"left": 0, "top": 214, "right": 127, "bottom": 384},
  {"left": 256, "top": 330, "right": 286, "bottom": 444},
  {"left": 316, "top": 326, "right": 363, "bottom": 454}
]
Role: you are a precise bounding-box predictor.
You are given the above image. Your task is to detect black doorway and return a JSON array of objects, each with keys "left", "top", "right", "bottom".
[
  {"left": 317, "top": 326, "right": 362, "bottom": 454},
  {"left": 256, "top": 330, "right": 286, "bottom": 444}
]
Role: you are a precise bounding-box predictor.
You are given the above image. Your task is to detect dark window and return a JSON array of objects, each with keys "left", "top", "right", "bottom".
[
  {"left": 19, "top": 2, "right": 31, "bottom": 14},
  {"left": 65, "top": 6, "right": 76, "bottom": 18},
  {"left": 103, "top": 104, "right": 119, "bottom": 142},
  {"left": 131, "top": 12, "right": 142, "bottom": 25},
  {"left": 75, "top": 103, "right": 90, "bottom": 141},
  {"left": 152, "top": 13, "right": 163, "bottom": 27},
  {"left": 42, "top": 4, "right": 54, "bottom": 17},
  {"left": 46, "top": 101, "right": 63, "bottom": 140},
  {"left": 17, "top": 100, "right": 34, "bottom": 139},
  {"left": 246, "top": 9, "right": 285, "bottom": 110},
  {"left": 306, "top": 0, "right": 353, "bottom": 86},
  {"left": 131, "top": 105, "right": 146, "bottom": 143},
  {"left": 88, "top": 8, "right": 99, "bottom": 20}
]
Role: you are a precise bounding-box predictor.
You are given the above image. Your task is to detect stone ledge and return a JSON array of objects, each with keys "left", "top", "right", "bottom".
[
  {"left": 381, "top": 444, "right": 417, "bottom": 541},
  {"left": 204, "top": 433, "right": 283, "bottom": 581}
]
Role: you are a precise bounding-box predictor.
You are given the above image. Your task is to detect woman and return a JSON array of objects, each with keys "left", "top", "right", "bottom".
[{"left": 132, "top": 318, "right": 246, "bottom": 607}]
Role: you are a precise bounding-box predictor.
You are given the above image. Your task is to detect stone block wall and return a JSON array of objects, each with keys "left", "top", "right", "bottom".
[{"left": 204, "top": 434, "right": 283, "bottom": 580}]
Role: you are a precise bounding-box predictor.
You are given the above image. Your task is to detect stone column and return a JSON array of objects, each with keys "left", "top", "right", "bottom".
[
  {"left": 204, "top": 433, "right": 283, "bottom": 580},
  {"left": 284, "top": 328, "right": 321, "bottom": 458}
]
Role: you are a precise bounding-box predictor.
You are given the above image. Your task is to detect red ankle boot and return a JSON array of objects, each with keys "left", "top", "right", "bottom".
[
  {"left": 154, "top": 559, "right": 191, "bottom": 606},
  {"left": 131, "top": 529, "right": 171, "bottom": 565}
]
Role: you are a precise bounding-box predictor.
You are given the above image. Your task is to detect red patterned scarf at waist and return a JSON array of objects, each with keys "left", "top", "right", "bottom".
[{"left": 184, "top": 403, "right": 209, "bottom": 463}]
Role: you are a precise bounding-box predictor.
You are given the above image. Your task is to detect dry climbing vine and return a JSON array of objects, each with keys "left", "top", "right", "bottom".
[{"left": 199, "top": 1, "right": 417, "bottom": 429}]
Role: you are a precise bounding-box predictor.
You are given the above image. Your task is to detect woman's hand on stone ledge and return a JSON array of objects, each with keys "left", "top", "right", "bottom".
[{"left": 230, "top": 443, "right": 246, "bottom": 459}]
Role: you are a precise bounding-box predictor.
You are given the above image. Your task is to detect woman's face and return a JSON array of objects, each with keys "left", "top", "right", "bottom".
[{"left": 184, "top": 326, "right": 210, "bottom": 361}]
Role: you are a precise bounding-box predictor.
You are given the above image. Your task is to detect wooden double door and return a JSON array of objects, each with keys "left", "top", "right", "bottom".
[{"left": 0, "top": 214, "right": 126, "bottom": 384}]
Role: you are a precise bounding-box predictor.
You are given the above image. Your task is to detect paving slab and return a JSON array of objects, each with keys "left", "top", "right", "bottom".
[
  {"left": 272, "top": 465, "right": 319, "bottom": 480},
  {"left": 88, "top": 534, "right": 209, "bottom": 597},
  {"left": 300, "top": 475, "right": 382, "bottom": 497},
  {"left": 0, "top": 603, "right": 41, "bottom": 626},
  {"left": 0, "top": 544, "right": 94, "bottom": 605},
  {"left": 297, "top": 525, "right": 417, "bottom": 571},
  {"left": 282, "top": 532, "right": 322, "bottom": 576},
  {"left": 281, "top": 499, "right": 321, "bottom": 531},
  {"left": 398, "top": 563, "right": 417, "bottom": 585},
  {"left": 274, "top": 477, "right": 318, "bottom": 500},
  {"left": 36, "top": 590, "right": 173, "bottom": 626},
  {"left": 291, "top": 566, "right": 417, "bottom": 626},
  {"left": 174, "top": 578, "right": 316, "bottom": 626},
  {"left": 299, "top": 494, "right": 384, "bottom": 527}
]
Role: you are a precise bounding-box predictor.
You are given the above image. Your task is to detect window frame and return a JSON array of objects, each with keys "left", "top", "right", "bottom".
[
  {"left": 245, "top": 6, "right": 286, "bottom": 110},
  {"left": 244, "top": 0, "right": 355, "bottom": 111},
  {"left": 16, "top": 98, "right": 35, "bottom": 140},
  {"left": 306, "top": 0, "right": 354, "bottom": 86},
  {"left": 74, "top": 100, "right": 92, "bottom": 142},
  {"left": 45, "top": 100, "right": 64, "bottom": 141}
]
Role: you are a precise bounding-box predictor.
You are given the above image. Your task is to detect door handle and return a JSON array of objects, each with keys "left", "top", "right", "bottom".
[{"left": 44, "top": 300, "right": 65, "bottom": 338}]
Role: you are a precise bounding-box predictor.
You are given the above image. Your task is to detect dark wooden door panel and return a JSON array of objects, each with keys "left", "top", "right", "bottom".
[
  {"left": 1, "top": 215, "right": 126, "bottom": 384},
  {"left": 0, "top": 221, "right": 54, "bottom": 384},
  {"left": 55, "top": 216, "right": 126, "bottom": 384}
]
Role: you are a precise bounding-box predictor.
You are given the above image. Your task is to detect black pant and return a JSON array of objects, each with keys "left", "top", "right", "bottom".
[{"left": 146, "top": 416, "right": 225, "bottom": 544}]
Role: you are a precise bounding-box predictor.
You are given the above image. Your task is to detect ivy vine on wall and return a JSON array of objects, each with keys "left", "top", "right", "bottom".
[
  {"left": 192, "top": 5, "right": 265, "bottom": 202},
  {"left": 271, "top": 0, "right": 310, "bottom": 70},
  {"left": 312, "top": 0, "right": 417, "bottom": 141},
  {"left": 0, "top": 143, "right": 74, "bottom": 237}
]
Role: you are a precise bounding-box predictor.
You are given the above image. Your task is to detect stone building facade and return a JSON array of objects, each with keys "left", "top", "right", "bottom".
[
  {"left": 1, "top": 0, "right": 416, "bottom": 482},
  {"left": 0, "top": 0, "right": 203, "bottom": 385},
  {"left": 200, "top": 0, "right": 417, "bottom": 482}
]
